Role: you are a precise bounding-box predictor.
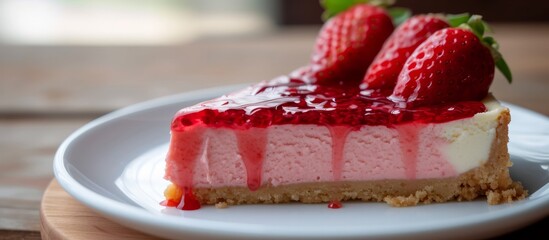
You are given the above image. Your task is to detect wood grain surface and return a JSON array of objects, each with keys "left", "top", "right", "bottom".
[
  {"left": 40, "top": 180, "right": 158, "bottom": 240},
  {"left": 0, "top": 119, "right": 89, "bottom": 234},
  {"left": 0, "top": 25, "right": 548, "bottom": 239}
]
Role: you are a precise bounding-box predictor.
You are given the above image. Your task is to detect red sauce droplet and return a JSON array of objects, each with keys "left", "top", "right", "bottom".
[
  {"left": 235, "top": 128, "right": 267, "bottom": 191},
  {"left": 178, "top": 188, "right": 201, "bottom": 211},
  {"left": 159, "top": 199, "right": 179, "bottom": 207},
  {"left": 328, "top": 200, "right": 343, "bottom": 209}
]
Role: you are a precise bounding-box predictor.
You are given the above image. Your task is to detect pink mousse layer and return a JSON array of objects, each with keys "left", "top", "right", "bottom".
[{"left": 165, "top": 124, "right": 456, "bottom": 189}]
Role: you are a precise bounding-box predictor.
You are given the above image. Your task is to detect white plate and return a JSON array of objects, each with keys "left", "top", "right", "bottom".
[{"left": 54, "top": 85, "right": 549, "bottom": 240}]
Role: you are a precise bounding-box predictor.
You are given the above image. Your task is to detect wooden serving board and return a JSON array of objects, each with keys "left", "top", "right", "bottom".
[{"left": 40, "top": 180, "right": 160, "bottom": 240}]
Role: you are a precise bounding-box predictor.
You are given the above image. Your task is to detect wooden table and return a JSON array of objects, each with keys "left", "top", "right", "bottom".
[{"left": 1, "top": 24, "right": 548, "bottom": 239}]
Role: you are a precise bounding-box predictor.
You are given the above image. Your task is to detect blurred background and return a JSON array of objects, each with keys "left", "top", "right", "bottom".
[
  {"left": 2, "top": 0, "right": 547, "bottom": 113},
  {"left": 1, "top": 0, "right": 548, "bottom": 45},
  {"left": 0, "top": 0, "right": 278, "bottom": 45}
]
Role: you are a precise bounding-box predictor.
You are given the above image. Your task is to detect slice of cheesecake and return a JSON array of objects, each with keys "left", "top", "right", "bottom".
[{"left": 163, "top": 77, "right": 526, "bottom": 209}]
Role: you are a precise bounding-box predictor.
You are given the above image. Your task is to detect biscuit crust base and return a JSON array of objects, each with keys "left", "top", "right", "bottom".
[{"left": 189, "top": 109, "right": 527, "bottom": 207}]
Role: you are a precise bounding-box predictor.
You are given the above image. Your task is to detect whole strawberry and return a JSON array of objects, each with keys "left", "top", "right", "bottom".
[
  {"left": 391, "top": 15, "right": 512, "bottom": 107},
  {"left": 311, "top": 4, "right": 394, "bottom": 85},
  {"left": 363, "top": 15, "right": 449, "bottom": 93}
]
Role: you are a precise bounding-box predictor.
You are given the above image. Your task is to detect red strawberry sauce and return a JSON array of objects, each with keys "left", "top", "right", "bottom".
[
  {"left": 165, "top": 76, "right": 486, "bottom": 210},
  {"left": 328, "top": 200, "right": 343, "bottom": 209}
]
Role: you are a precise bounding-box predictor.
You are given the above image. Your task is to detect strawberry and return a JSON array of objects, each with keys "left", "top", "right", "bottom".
[
  {"left": 311, "top": 4, "right": 394, "bottom": 85},
  {"left": 391, "top": 15, "right": 512, "bottom": 107},
  {"left": 363, "top": 15, "right": 449, "bottom": 93}
]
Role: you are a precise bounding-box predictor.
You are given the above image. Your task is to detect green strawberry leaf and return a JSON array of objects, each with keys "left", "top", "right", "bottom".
[
  {"left": 483, "top": 36, "right": 499, "bottom": 50},
  {"left": 482, "top": 21, "right": 493, "bottom": 33},
  {"left": 494, "top": 50, "right": 513, "bottom": 83},
  {"left": 388, "top": 7, "right": 412, "bottom": 26},
  {"left": 467, "top": 15, "right": 485, "bottom": 39},
  {"left": 446, "top": 13, "right": 470, "bottom": 28},
  {"left": 320, "top": 0, "right": 396, "bottom": 20}
]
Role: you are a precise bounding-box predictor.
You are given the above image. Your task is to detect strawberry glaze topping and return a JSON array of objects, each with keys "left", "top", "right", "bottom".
[{"left": 171, "top": 76, "right": 486, "bottom": 131}]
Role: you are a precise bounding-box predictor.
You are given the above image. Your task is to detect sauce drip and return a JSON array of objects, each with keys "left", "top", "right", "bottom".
[
  {"left": 328, "top": 126, "right": 353, "bottom": 181},
  {"left": 235, "top": 128, "right": 268, "bottom": 191},
  {"left": 164, "top": 128, "right": 206, "bottom": 210},
  {"left": 397, "top": 124, "right": 420, "bottom": 179}
]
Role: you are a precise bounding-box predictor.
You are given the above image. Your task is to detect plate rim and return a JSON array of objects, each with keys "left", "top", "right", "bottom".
[{"left": 54, "top": 85, "right": 549, "bottom": 239}]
